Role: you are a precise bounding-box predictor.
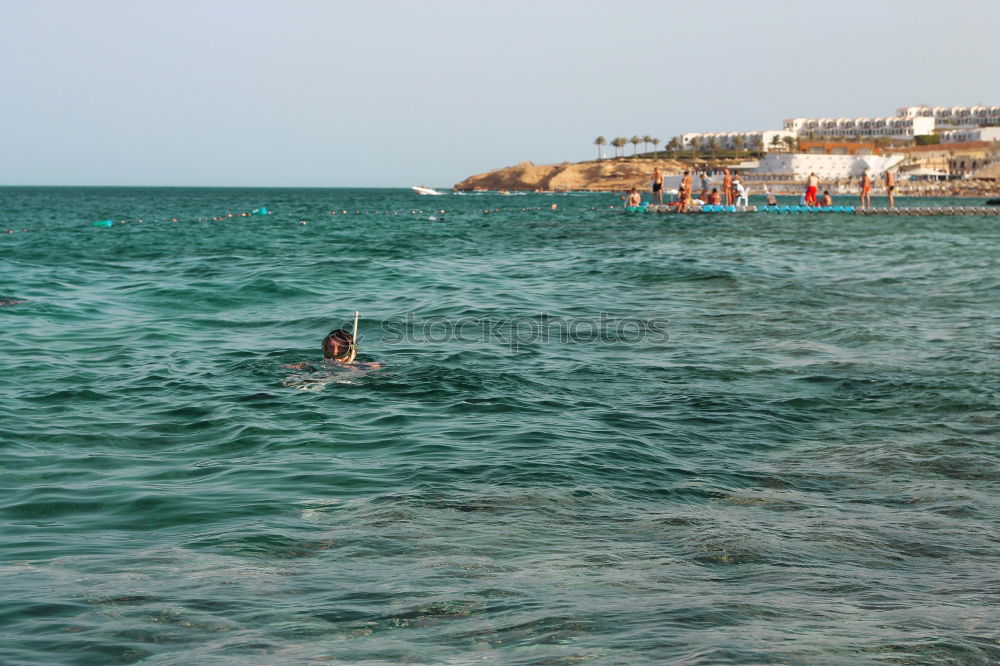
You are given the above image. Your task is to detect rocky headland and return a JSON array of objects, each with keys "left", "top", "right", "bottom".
[{"left": 453, "top": 159, "right": 686, "bottom": 192}]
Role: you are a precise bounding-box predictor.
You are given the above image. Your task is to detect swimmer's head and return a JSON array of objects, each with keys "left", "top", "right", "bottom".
[{"left": 322, "top": 329, "right": 356, "bottom": 362}]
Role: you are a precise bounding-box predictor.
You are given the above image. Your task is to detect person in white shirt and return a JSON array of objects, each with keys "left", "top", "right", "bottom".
[{"left": 734, "top": 180, "right": 748, "bottom": 207}]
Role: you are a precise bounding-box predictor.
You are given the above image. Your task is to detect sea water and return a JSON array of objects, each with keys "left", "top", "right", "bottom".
[{"left": 1, "top": 187, "right": 998, "bottom": 665}]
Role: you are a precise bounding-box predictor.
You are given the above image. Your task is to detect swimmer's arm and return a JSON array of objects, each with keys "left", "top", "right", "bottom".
[
  {"left": 353, "top": 361, "right": 384, "bottom": 370},
  {"left": 283, "top": 362, "right": 318, "bottom": 371}
]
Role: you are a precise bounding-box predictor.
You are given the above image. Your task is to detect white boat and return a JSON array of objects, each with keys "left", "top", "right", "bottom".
[{"left": 411, "top": 185, "right": 443, "bottom": 196}]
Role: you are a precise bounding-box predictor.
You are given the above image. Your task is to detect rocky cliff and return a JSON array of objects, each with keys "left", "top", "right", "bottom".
[{"left": 453, "top": 159, "right": 687, "bottom": 192}]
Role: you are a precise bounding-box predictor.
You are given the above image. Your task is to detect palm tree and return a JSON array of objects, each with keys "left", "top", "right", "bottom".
[
  {"left": 642, "top": 135, "right": 653, "bottom": 155},
  {"left": 667, "top": 136, "right": 681, "bottom": 153},
  {"left": 630, "top": 136, "right": 641, "bottom": 156},
  {"left": 594, "top": 136, "right": 606, "bottom": 160},
  {"left": 707, "top": 137, "right": 718, "bottom": 156},
  {"left": 613, "top": 137, "right": 627, "bottom": 158},
  {"left": 652, "top": 137, "right": 661, "bottom": 156},
  {"left": 782, "top": 136, "right": 797, "bottom": 152},
  {"left": 733, "top": 136, "right": 745, "bottom": 152},
  {"left": 770, "top": 135, "right": 783, "bottom": 151}
]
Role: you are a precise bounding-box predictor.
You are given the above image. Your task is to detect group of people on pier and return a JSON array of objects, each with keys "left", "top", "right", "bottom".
[
  {"left": 643, "top": 167, "right": 748, "bottom": 213},
  {"left": 626, "top": 166, "right": 899, "bottom": 211},
  {"left": 806, "top": 170, "right": 896, "bottom": 209}
]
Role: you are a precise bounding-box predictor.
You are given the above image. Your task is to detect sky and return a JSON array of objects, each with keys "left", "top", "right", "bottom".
[{"left": 1, "top": 0, "right": 998, "bottom": 187}]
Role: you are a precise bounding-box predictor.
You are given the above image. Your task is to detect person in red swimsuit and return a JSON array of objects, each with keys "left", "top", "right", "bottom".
[
  {"left": 859, "top": 171, "right": 872, "bottom": 208},
  {"left": 805, "top": 172, "right": 819, "bottom": 206}
]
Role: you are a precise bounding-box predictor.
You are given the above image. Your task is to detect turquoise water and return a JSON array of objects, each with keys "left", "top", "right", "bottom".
[{"left": 2, "top": 187, "right": 999, "bottom": 665}]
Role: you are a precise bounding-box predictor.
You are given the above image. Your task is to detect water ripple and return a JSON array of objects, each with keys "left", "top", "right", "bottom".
[{"left": 1, "top": 187, "right": 999, "bottom": 664}]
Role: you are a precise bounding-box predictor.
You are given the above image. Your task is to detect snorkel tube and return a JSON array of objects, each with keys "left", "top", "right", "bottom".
[{"left": 345, "top": 311, "right": 359, "bottom": 363}]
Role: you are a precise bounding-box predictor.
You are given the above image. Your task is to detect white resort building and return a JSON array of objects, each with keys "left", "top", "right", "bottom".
[
  {"left": 679, "top": 104, "right": 998, "bottom": 153},
  {"left": 679, "top": 130, "right": 796, "bottom": 152},
  {"left": 782, "top": 115, "right": 934, "bottom": 140},
  {"left": 896, "top": 105, "right": 1000, "bottom": 127},
  {"left": 748, "top": 153, "right": 905, "bottom": 181},
  {"left": 937, "top": 127, "right": 1000, "bottom": 144}
]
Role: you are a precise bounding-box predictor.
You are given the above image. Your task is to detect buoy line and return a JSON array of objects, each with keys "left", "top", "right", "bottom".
[
  {"left": 4, "top": 199, "right": 863, "bottom": 235},
  {"left": 5, "top": 206, "right": 435, "bottom": 234},
  {"left": 3, "top": 207, "right": 273, "bottom": 235}
]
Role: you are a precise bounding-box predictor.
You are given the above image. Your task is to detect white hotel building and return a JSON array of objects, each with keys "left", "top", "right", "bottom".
[
  {"left": 781, "top": 115, "right": 934, "bottom": 139},
  {"left": 679, "top": 105, "right": 999, "bottom": 153},
  {"left": 679, "top": 129, "right": 797, "bottom": 152},
  {"left": 897, "top": 105, "right": 1000, "bottom": 127},
  {"left": 937, "top": 127, "right": 1000, "bottom": 143}
]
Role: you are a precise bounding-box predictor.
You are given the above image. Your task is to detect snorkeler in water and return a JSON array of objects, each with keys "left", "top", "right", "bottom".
[
  {"left": 322, "top": 328, "right": 358, "bottom": 363},
  {"left": 284, "top": 318, "right": 382, "bottom": 372}
]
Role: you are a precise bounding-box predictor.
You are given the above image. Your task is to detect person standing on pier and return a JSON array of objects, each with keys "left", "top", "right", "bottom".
[
  {"left": 652, "top": 167, "right": 664, "bottom": 205},
  {"left": 679, "top": 171, "right": 693, "bottom": 213},
  {"left": 884, "top": 170, "right": 896, "bottom": 208},
  {"left": 722, "top": 168, "right": 733, "bottom": 205},
  {"left": 805, "top": 172, "right": 819, "bottom": 206},
  {"left": 698, "top": 171, "right": 710, "bottom": 201},
  {"left": 859, "top": 170, "right": 872, "bottom": 208}
]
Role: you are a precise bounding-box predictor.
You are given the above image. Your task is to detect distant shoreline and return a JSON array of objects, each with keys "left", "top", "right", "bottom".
[{"left": 454, "top": 158, "right": 998, "bottom": 198}]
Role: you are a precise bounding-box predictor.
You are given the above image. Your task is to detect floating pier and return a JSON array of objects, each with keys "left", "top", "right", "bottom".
[{"left": 631, "top": 204, "right": 1000, "bottom": 216}]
